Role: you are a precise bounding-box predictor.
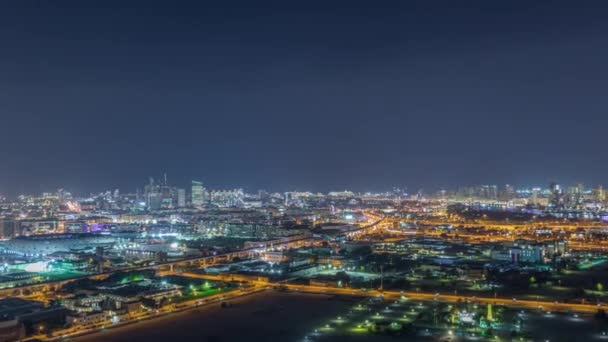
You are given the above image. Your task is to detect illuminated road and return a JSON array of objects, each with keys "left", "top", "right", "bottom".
[
  {"left": 407, "top": 218, "right": 608, "bottom": 232},
  {"left": 170, "top": 269, "right": 606, "bottom": 314},
  {"left": 354, "top": 216, "right": 608, "bottom": 251},
  {"left": 164, "top": 268, "right": 608, "bottom": 314},
  {"left": 278, "top": 284, "right": 604, "bottom": 313}
]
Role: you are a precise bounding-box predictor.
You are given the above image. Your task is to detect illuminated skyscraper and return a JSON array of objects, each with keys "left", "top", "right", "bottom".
[
  {"left": 566, "top": 183, "right": 584, "bottom": 209},
  {"left": 177, "top": 188, "right": 186, "bottom": 208},
  {"left": 549, "top": 182, "right": 563, "bottom": 208},
  {"left": 502, "top": 184, "right": 515, "bottom": 200},
  {"left": 191, "top": 181, "right": 205, "bottom": 207},
  {"left": 145, "top": 177, "right": 162, "bottom": 210},
  {"left": 595, "top": 185, "right": 606, "bottom": 202}
]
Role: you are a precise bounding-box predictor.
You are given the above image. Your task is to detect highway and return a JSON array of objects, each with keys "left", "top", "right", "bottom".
[
  {"left": 169, "top": 269, "right": 607, "bottom": 314},
  {"left": 277, "top": 283, "right": 604, "bottom": 313},
  {"left": 355, "top": 216, "right": 608, "bottom": 251}
]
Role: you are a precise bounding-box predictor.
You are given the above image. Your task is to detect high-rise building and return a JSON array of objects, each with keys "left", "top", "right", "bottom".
[
  {"left": 177, "top": 188, "right": 186, "bottom": 208},
  {"left": 566, "top": 183, "right": 584, "bottom": 209},
  {"left": 499, "top": 184, "right": 515, "bottom": 201},
  {"left": 144, "top": 177, "right": 162, "bottom": 210},
  {"left": 595, "top": 185, "right": 606, "bottom": 202},
  {"left": 209, "top": 189, "right": 243, "bottom": 207},
  {"left": 485, "top": 185, "right": 498, "bottom": 199},
  {"left": 191, "top": 181, "right": 205, "bottom": 207},
  {"left": 0, "top": 219, "right": 18, "bottom": 239},
  {"left": 549, "top": 182, "right": 563, "bottom": 209}
]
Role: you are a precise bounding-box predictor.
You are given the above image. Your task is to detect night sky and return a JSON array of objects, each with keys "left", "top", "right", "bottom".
[{"left": 1, "top": 1, "right": 608, "bottom": 196}]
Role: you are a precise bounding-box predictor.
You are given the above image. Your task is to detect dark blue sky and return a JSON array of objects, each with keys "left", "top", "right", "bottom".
[{"left": 1, "top": 1, "right": 608, "bottom": 195}]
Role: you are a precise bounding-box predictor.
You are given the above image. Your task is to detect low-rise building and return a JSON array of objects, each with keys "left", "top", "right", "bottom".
[{"left": 66, "top": 311, "right": 107, "bottom": 328}]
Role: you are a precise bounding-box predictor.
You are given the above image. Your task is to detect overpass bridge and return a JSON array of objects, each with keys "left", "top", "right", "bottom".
[
  {"left": 342, "top": 217, "right": 387, "bottom": 239},
  {"left": 177, "top": 271, "right": 270, "bottom": 284}
]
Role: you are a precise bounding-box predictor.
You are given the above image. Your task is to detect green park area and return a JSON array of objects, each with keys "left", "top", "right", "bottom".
[{"left": 159, "top": 275, "right": 238, "bottom": 303}]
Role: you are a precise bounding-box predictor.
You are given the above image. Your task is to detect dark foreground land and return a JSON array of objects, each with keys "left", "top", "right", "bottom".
[
  {"left": 71, "top": 291, "right": 353, "bottom": 342},
  {"left": 71, "top": 290, "right": 605, "bottom": 342}
]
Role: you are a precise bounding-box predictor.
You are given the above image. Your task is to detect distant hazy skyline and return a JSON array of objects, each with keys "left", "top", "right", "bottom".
[
  {"left": 1, "top": 179, "right": 599, "bottom": 199},
  {"left": 2, "top": 1, "right": 608, "bottom": 196}
]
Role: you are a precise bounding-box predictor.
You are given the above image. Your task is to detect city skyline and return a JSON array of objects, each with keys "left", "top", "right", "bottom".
[
  {"left": 0, "top": 175, "right": 605, "bottom": 199},
  {"left": 1, "top": 176, "right": 605, "bottom": 201},
  {"left": 4, "top": 2, "right": 608, "bottom": 341}
]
